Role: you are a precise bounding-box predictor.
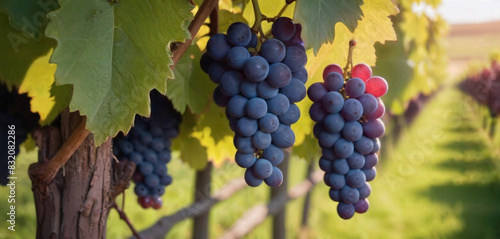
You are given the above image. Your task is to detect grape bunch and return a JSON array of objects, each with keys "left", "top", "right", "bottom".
[
  {"left": 113, "top": 90, "right": 181, "bottom": 209},
  {"left": 200, "top": 18, "right": 308, "bottom": 187},
  {"left": 308, "top": 63, "right": 388, "bottom": 219}
]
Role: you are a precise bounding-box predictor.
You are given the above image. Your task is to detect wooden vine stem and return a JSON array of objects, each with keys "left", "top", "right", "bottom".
[{"left": 29, "top": 120, "right": 90, "bottom": 189}]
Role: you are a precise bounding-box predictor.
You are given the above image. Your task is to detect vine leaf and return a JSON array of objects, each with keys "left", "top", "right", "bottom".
[
  {"left": 173, "top": 111, "right": 208, "bottom": 170},
  {"left": 0, "top": 13, "right": 69, "bottom": 125},
  {"left": 45, "top": 0, "right": 194, "bottom": 145},
  {"left": 294, "top": 0, "right": 364, "bottom": 54},
  {"left": 168, "top": 44, "right": 214, "bottom": 114}
]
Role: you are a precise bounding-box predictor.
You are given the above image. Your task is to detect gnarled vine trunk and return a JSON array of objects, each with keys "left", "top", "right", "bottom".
[{"left": 31, "top": 110, "right": 113, "bottom": 239}]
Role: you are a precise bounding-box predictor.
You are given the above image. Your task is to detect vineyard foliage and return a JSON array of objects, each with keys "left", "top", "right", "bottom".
[{"left": 0, "top": 0, "right": 441, "bottom": 169}]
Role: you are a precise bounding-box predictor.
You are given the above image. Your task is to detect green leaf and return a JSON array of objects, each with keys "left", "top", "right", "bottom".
[
  {"left": 0, "top": 0, "right": 59, "bottom": 40},
  {"left": 45, "top": 0, "right": 194, "bottom": 145},
  {"left": 197, "top": 102, "right": 233, "bottom": 143},
  {"left": 294, "top": 0, "right": 364, "bottom": 53},
  {"left": 168, "top": 44, "right": 214, "bottom": 114},
  {"left": 0, "top": 12, "right": 69, "bottom": 124},
  {"left": 173, "top": 111, "right": 208, "bottom": 170}
]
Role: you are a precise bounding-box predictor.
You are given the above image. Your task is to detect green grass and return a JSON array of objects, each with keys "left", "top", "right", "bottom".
[{"left": 1, "top": 84, "right": 499, "bottom": 239}]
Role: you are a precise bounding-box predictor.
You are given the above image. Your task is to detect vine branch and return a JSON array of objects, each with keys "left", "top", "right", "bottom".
[
  {"left": 112, "top": 202, "right": 142, "bottom": 239},
  {"left": 171, "top": 0, "right": 219, "bottom": 69}
]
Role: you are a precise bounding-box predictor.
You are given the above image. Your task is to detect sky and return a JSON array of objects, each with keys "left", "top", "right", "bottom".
[{"left": 437, "top": 0, "right": 500, "bottom": 24}]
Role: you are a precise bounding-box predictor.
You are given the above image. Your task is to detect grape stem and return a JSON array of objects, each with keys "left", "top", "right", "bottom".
[
  {"left": 251, "top": 0, "right": 263, "bottom": 34},
  {"left": 112, "top": 202, "right": 142, "bottom": 239},
  {"left": 343, "top": 40, "right": 356, "bottom": 79}
]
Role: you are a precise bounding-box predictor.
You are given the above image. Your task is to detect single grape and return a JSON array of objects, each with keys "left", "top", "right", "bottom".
[
  {"left": 234, "top": 135, "right": 255, "bottom": 154},
  {"left": 227, "top": 22, "right": 252, "bottom": 46},
  {"left": 354, "top": 198, "right": 369, "bottom": 213},
  {"left": 160, "top": 174, "right": 173, "bottom": 186},
  {"left": 154, "top": 163, "right": 168, "bottom": 175},
  {"left": 347, "top": 152, "right": 365, "bottom": 170},
  {"left": 340, "top": 185, "right": 360, "bottom": 204},
  {"left": 151, "top": 185, "right": 165, "bottom": 197},
  {"left": 134, "top": 183, "right": 149, "bottom": 197},
  {"left": 283, "top": 46, "right": 307, "bottom": 72},
  {"left": 351, "top": 63, "right": 372, "bottom": 81},
  {"left": 139, "top": 162, "right": 154, "bottom": 175},
  {"left": 227, "top": 95, "right": 248, "bottom": 118},
  {"left": 323, "top": 113, "right": 345, "bottom": 133},
  {"left": 220, "top": 71, "right": 244, "bottom": 97},
  {"left": 328, "top": 173, "right": 346, "bottom": 190},
  {"left": 363, "top": 153, "right": 378, "bottom": 169},
  {"left": 280, "top": 78, "right": 306, "bottom": 103},
  {"left": 213, "top": 86, "right": 231, "bottom": 107},
  {"left": 332, "top": 158, "right": 350, "bottom": 175},
  {"left": 334, "top": 138, "right": 354, "bottom": 158},
  {"left": 309, "top": 102, "right": 327, "bottom": 123},
  {"left": 252, "top": 130, "right": 272, "bottom": 150},
  {"left": 158, "top": 150, "right": 171, "bottom": 163},
  {"left": 323, "top": 91, "right": 344, "bottom": 114},
  {"left": 371, "top": 138, "right": 380, "bottom": 153},
  {"left": 319, "top": 131, "right": 341, "bottom": 148},
  {"left": 346, "top": 169, "right": 366, "bottom": 188},
  {"left": 257, "top": 81, "right": 279, "bottom": 99},
  {"left": 366, "top": 97, "right": 385, "bottom": 119},
  {"left": 263, "top": 144, "right": 284, "bottom": 166},
  {"left": 341, "top": 98, "right": 364, "bottom": 121},
  {"left": 365, "top": 76, "right": 388, "bottom": 97},
  {"left": 200, "top": 52, "right": 213, "bottom": 73},
  {"left": 246, "top": 97, "right": 268, "bottom": 119},
  {"left": 240, "top": 80, "right": 258, "bottom": 98},
  {"left": 245, "top": 168, "right": 263, "bottom": 187},
  {"left": 362, "top": 168, "right": 377, "bottom": 181},
  {"left": 235, "top": 151, "right": 257, "bottom": 168},
  {"left": 319, "top": 157, "right": 334, "bottom": 173},
  {"left": 292, "top": 67, "right": 308, "bottom": 84},
  {"left": 207, "top": 33, "right": 232, "bottom": 61},
  {"left": 208, "top": 61, "right": 230, "bottom": 84},
  {"left": 145, "top": 174, "right": 160, "bottom": 188},
  {"left": 362, "top": 119, "right": 385, "bottom": 139},
  {"left": 358, "top": 182, "right": 372, "bottom": 199},
  {"left": 129, "top": 152, "right": 144, "bottom": 165},
  {"left": 322, "top": 147, "right": 337, "bottom": 161},
  {"left": 237, "top": 116, "right": 259, "bottom": 137},
  {"left": 357, "top": 93, "right": 378, "bottom": 115},
  {"left": 354, "top": 136, "right": 374, "bottom": 155},
  {"left": 307, "top": 82, "right": 328, "bottom": 102},
  {"left": 138, "top": 196, "right": 153, "bottom": 209},
  {"left": 345, "top": 77, "right": 366, "bottom": 98},
  {"left": 267, "top": 93, "right": 290, "bottom": 116},
  {"left": 272, "top": 17, "right": 296, "bottom": 42},
  {"left": 243, "top": 56, "right": 269, "bottom": 82},
  {"left": 226, "top": 46, "right": 250, "bottom": 70},
  {"left": 151, "top": 138, "right": 165, "bottom": 152},
  {"left": 337, "top": 202, "right": 355, "bottom": 220},
  {"left": 329, "top": 188, "right": 341, "bottom": 202},
  {"left": 247, "top": 33, "right": 258, "bottom": 48},
  {"left": 259, "top": 113, "right": 280, "bottom": 133},
  {"left": 261, "top": 39, "right": 286, "bottom": 63},
  {"left": 271, "top": 124, "right": 295, "bottom": 148},
  {"left": 139, "top": 131, "right": 153, "bottom": 145},
  {"left": 264, "top": 167, "right": 283, "bottom": 187},
  {"left": 342, "top": 121, "right": 363, "bottom": 142},
  {"left": 267, "top": 63, "right": 292, "bottom": 88},
  {"left": 118, "top": 140, "right": 134, "bottom": 155},
  {"left": 152, "top": 197, "right": 163, "bottom": 209},
  {"left": 253, "top": 159, "right": 273, "bottom": 179},
  {"left": 278, "top": 103, "right": 300, "bottom": 125},
  {"left": 284, "top": 23, "right": 304, "bottom": 47}
]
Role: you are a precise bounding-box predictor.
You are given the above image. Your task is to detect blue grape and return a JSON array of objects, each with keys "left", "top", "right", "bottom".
[
  {"left": 280, "top": 78, "right": 306, "bottom": 103},
  {"left": 329, "top": 188, "right": 341, "bottom": 202},
  {"left": 237, "top": 117, "right": 258, "bottom": 137},
  {"left": 264, "top": 167, "right": 283, "bottom": 187},
  {"left": 245, "top": 168, "right": 263, "bottom": 187},
  {"left": 144, "top": 149, "right": 158, "bottom": 164},
  {"left": 200, "top": 52, "right": 213, "bottom": 73},
  {"left": 271, "top": 17, "right": 296, "bottom": 42},
  {"left": 158, "top": 150, "right": 171, "bottom": 163},
  {"left": 341, "top": 98, "right": 364, "bottom": 121},
  {"left": 354, "top": 198, "right": 369, "bottom": 213},
  {"left": 252, "top": 130, "right": 272, "bottom": 150},
  {"left": 253, "top": 159, "right": 273, "bottom": 179},
  {"left": 262, "top": 144, "right": 284, "bottom": 166},
  {"left": 213, "top": 86, "right": 231, "bottom": 107},
  {"left": 354, "top": 136, "right": 374, "bottom": 155},
  {"left": 340, "top": 185, "right": 360, "bottom": 204},
  {"left": 292, "top": 67, "right": 308, "bottom": 84},
  {"left": 334, "top": 138, "right": 354, "bottom": 158},
  {"left": 257, "top": 81, "right": 279, "bottom": 99},
  {"left": 234, "top": 135, "right": 255, "bottom": 154},
  {"left": 337, "top": 202, "right": 355, "bottom": 219},
  {"left": 160, "top": 175, "right": 173, "bottom": 186},
  {"left": 358, "top": 182, "right": 372, "bottom": 199},
  {"left": 240, "top": 80, "right": 258, "bottom": 98},
  {"left": 220, "top": 71, "right": 243, "bottom": 97},
  {"left": 313, "top": 123, "right": 325, "bottom": 139},
  {"left": 243, "top": 56, "right": 269, "bottom": 82},
  {"left": 358, "top": 93, "right": 378, "bottom": 115},
  {"left": 322, "top": 147, "right": 336, "bottom": 160},
  {"left": 228, "top": 115, "right": 238, "bottom": 132},
  {"left": 145, "top": 174, "right": 160, "bottom": 188},
  {"left": 154, "top": 163, "right": 168, "bottom": 175},
  {"left": 284, "top": 23, "right": 304, "bottom": 46},
  {"left": 271, "top": 124, "right": 295, "bottom": 148},
  {"left": 151, "top": 185, "right": 165, "bottom": 197},
  {"left": 258, "top": 113, "right": 280, "bottom": 133},
  {"left": 246, "top": 97, "right": 268, "bottom": 119},
  {"left": 346, "top": 169, "right": 366, "bottom": 188},
  {"left": 118, "top": 140, "right": 133, "bottom": 155},
  {"left": 267, "top": 93, "right": 290, "bottom": 116},
  {"left": 247, "top": 33, "right": 257, "bottom": 48},
  {"left": 309, "top": 102, "right": 327, "bottom": 123},
  {"left": 371, "top": 138, "right": 380, "bottom": 153},
  {"left": 328, "top": 173, "right": 346, "bottom": 190},
  {"left": 344, "top": 77, "right": 365, "bottom": 98},
  {"left": 151, "top": 138, "right": 165, "bottom": 151},
  {"left": 319, "top": 157, "right": 334, "bottom": 173},
  {"left": 235, "top": 151, "right": 257, "bottom": 168},
  {"left": 267, "top": 63, "right": 292, "bottom": 88},
  {"left": 227, "top": 95, "right": 248, "bottom": 118},
  {"left": 322, "top": 91, "right": 344, "bottom": 114},
  {"left": 324, "top": 72, "right": 344, "bottom": 91},
  {"left": 140, "top": 162, "right": 154, "bottom": 175},
  {"left": 140, "top": 131, "right": 153, "bottom": 145},
  {"left": 226, "top": 46, "right": 250, "bottom": 69},
  {"left": 129, "top": 152, "right": 144, "bottom": 165},
  {"left": 207, "top": 33, "right": 232, "bottom": 61},
  {"left": 134, "top": 183, "right": 149, "bottom": 197},
  {"left": 323, "top": 113, "right": 344, "bottom": 133},
  {"left": 342, "top": 121, "right": 363, "bottom": 142},
  {"left": 362, "top": 168, "right": 377, "bottom": 181},
  {"left": 347, "top": 152, "right": 365, "bottom": 169},
  {"left": 278, "top": 103, "right": 300, "bottom": 125},
  {"left": 227, "top": 22, "right": 252, "bottom": 46},
  {"left": 363, "top": 153, "right": 378, "bottom": 169},
  {"left": 261, "top": 39, "right": 286, "bottom": 63},
  {"left": 307, "top": 82, "right": 328, "bottom": 102},
  {"left": 362, "top": 119, "right": 385, "bottom": 139},
  {"left": 283, "top": 46, "right": 307, "bottom": 72},
  {"left": 332, "top": 158, "right": 349, "bottom": 175},
  {"left": 319, "top": 131, "right": 341, "bottom": 148}
]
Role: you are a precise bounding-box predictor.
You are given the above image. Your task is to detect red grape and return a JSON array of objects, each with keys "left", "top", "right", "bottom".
[
  {"left": 152, "top": 197, "right": 163, "bottom": 209},
  {"left": 323, "top": 64, "right": 343, "bottom": 80},
  {"left": 351, "top": 63, "right": 372, "bottom": 82},
  {"left": 365, "top": 76, "right": 388, "bottom": 97},
  {"left": 138, "top": 196, "right": 153, "bottom": 208},
  {"left": 366, "top": 97, "right": 385, "bottom": 119}
]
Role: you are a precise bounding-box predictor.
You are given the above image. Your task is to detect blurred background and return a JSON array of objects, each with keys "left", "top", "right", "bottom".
[{"left": 1, "top": 0, "right": 499, "bottom": 238}]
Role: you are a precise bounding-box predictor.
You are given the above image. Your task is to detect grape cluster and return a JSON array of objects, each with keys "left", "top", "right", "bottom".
[
  {"left": 113, "top": 90, "right": 181, "bottom": 209},
  {"left": 0, "top": 83, "right": 40, "bottom": 185},
  {"left": 201, "top": 18, "right": 307, "bottom": 187},
  {"left": 308, "top": 63, "right": 388, "bottom": 219}
]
